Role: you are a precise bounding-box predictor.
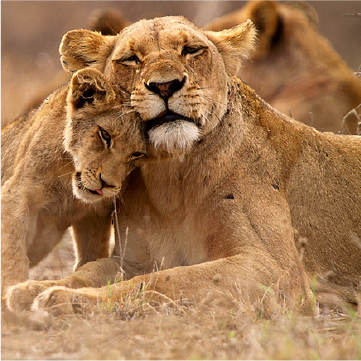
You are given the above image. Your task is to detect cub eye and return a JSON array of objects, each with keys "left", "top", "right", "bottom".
[
  {"left": 130, "top": 152, "right": 147, "bottom": 161},
  {"left": 118, "top": 55, "right": 140, "bottom": 65},
  {"left": 181, "top": 46, "right": 205, "bottom": 57},
  {"left": 98, "top": 128, "right": 111, "bottom": 147}
]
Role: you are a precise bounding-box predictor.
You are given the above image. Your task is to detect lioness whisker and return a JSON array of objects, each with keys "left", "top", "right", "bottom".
[{"left": 199, "top": 94, "right": 228, "bottom": 108}]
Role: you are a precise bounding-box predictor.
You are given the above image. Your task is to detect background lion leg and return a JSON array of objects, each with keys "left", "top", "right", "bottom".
[
  {"left": 6, "top": 256, "right": 120, "bottom": 312},
  {"left": 32, "top": 253, "right": 312, "bottom": 316}
]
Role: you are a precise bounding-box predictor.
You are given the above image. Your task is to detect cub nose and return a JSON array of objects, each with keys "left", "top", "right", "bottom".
[{"left": 145, "top": 77, "right": 186, "bottom": 100}]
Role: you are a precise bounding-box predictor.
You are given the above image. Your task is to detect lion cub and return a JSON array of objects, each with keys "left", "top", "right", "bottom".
[{"left": 1, "top": 68, "right": 147, "bottom": 297}]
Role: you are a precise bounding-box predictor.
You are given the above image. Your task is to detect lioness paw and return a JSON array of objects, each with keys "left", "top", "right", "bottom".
[
  {"left": 6, "top": 280, "right": 54, "bottom": 312},
  {"left": 32, "top": 286, "right": 98, "bottom": 316}
]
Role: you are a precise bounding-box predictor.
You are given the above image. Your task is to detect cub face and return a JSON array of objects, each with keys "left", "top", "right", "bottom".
[
  {"left": 64, "top": 68, "right": 147, "bottom": 203},
  {"left": 60, "top": 16, "right": 256, "bottom": 157}
]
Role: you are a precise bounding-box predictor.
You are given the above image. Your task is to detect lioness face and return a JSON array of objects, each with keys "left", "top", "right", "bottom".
[
  {"left": 106, "top": 17, "right": 229, "bottom": 155},
  {"left": 64, "top": 69, "right": 147, "bottom": 203},
  {"left": 60, "top": 17, "right": 256, "bottom": 157}
]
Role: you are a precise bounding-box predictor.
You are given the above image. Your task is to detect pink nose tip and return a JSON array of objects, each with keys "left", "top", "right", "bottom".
[{"left": 145, "top": 77, "right": 186, "bottom": 100}]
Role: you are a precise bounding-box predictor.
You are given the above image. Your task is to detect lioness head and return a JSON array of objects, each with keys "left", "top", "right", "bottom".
[
  {"left": 60, "top": 16, "right": 256, "bottom": 156},
  {"left": 64, "top": 68, "right": 147, "bottom": 203}
]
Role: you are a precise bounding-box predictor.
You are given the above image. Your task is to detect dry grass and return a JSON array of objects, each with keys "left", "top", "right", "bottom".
[
  {"left": 2, "top": 280, "right": 361, "bottom": 360},
  {"left": 2, "top": 2, "right": 361, "bottom": 359},
  {"left": 2, "top": 235, "right": 361, "bottom": 360}
]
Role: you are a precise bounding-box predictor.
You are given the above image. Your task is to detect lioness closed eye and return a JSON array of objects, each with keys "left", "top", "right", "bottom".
[
  {"left": 2, "top": 68, "right": 147, "bottom": 309},
  {"left": 7, "top": 16, "right": 361, "bottom": 316}
]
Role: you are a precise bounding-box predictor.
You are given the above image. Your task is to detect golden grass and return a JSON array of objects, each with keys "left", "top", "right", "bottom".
[{"left": 2, "top": 288, "right": 361, "bottom": 360}]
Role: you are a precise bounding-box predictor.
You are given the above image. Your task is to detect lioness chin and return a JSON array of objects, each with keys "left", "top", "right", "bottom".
[
  {"left": 8, "top": 16, "right": 361, "bottom": 316},
  {"left": 2, "top": 68, "right": 147, "bottom": 311}
]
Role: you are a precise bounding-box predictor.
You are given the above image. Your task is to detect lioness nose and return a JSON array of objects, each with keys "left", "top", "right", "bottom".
[{"left": 145, "top": 77, "right": 186, "bottom": 100}]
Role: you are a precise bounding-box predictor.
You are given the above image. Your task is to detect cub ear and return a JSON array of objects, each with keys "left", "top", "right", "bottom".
[
  {"left": 68, "top": 68, "right": 116, "bottom": 110},
  {"left": 60, "top": 29, "right": 116, "bottom": 73},
  {"left": 205, "top": 19, "right": 257, "bottom": 76}
]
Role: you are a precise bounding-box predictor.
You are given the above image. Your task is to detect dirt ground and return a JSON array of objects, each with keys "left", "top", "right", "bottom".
[
  {"left": 2, "top": 1, "right": 361, "bottom": 360},
  {"left": 2, "top": 239, "right": 361, "bottom": 360}
]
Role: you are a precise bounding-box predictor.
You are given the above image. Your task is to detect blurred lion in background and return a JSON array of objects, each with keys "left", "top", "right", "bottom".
[{"left": 204, "top": 0, "right": 361, "bottom": 133}]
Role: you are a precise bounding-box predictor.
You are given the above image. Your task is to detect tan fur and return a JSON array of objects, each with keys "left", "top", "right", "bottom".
[
  {"left": 8, "top": 16, "right": 361, "bottom": 316},
  {"left": 205, "top": 1, "right": 361, "bottom": 133},
  {"left": 2, "top": 69, "right": 147, "bottom": 310}
]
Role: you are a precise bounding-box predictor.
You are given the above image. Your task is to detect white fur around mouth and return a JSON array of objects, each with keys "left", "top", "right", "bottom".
[
  {"left": 74, "top": 172, "right": 101, "bottom": 194},
  {"left": 148, "top": 120, "right": 200, "bottom": 152}
]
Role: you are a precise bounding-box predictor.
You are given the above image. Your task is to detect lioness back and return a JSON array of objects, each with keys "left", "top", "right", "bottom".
[{"left": 204, "top": 0, "right": 361, "bottom": 132}]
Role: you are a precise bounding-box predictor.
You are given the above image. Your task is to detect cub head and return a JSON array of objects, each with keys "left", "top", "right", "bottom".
[
  {"left": 60, "top": 16, "right": 256, "bottom": 157},
  {"left": 64, "top": 68, "right": 147, "bottom": 203}
]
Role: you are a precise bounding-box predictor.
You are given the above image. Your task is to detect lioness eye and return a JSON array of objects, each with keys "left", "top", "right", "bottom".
[
  {"left": 98, "top": 128, "right": 111, "bottom": 147},
  {"left": 130, "top": 152, "right": 147, "bottom": 161},
  {"left": 119, "top": 55, "right": 140, "bottom": 65},
  {"left": 181, "top": 46, "right": 205, "bottom": 56}
]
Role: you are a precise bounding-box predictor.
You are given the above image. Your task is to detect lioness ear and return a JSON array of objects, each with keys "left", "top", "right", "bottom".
[
  {"left": 68, "top": 68, "right": 116, "bottom": 110},
  {"left": 205, "top": 19, "right": 257, "bottom": 76},
  {"left": 60, "top": 29, "right": 116, "bottom": 73}
]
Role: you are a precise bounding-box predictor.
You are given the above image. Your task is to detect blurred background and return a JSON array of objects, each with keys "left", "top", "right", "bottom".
[{"left": 2, "top": 1, "right": 361, "bottom": 125}]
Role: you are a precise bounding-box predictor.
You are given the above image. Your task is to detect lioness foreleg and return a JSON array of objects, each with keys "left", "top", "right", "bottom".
[
  {"left": 32, "top": 253, "right": 311, "bottom": 316},
  {"left": 6, "top": 256, "right": 120, "bottom": 312}
]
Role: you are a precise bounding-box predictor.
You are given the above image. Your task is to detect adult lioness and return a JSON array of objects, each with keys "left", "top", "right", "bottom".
[
  {"left": 8, "top": 16, "right": 361, "bottom": 315},
  {"left": 2, "top": 68, "right": 147, "bottom": 307},
  {"left": 204, "top": 1, "right": 361, "bottom": 133}
]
